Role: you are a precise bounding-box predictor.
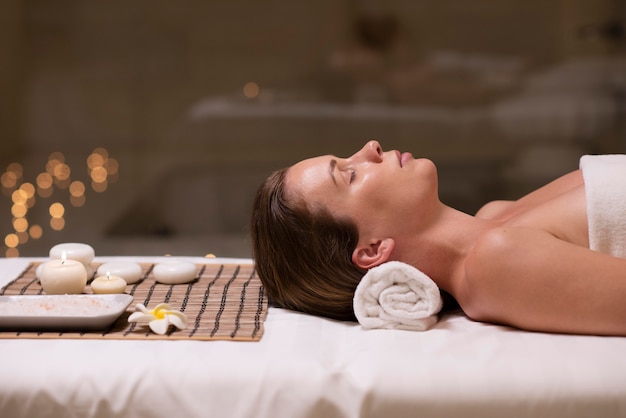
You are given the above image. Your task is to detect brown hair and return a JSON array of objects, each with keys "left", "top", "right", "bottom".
[{"left": 250, "top": 168, "right": 364, "bottom": 321}]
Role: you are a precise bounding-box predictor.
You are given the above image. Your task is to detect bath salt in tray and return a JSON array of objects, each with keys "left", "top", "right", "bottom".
[
  {"left": 0, "top": 294, "right": 133, "bottom": 331},
  {"left": 0, "top": 262, "right": 268, "bottom": 341}
]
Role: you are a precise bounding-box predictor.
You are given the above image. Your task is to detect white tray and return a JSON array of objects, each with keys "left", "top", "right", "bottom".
[{"left": 0, "top": 294, "right": 134, "bottom": 331}]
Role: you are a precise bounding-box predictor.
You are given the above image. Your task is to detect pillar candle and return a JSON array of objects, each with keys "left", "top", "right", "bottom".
[{"left": 39, "top": 252, "right": 88, "bottom": 295}]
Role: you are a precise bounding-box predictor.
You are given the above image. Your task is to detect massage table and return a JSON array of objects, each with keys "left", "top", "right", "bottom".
[{"left": 1, "top": 255, "right": 626, "bottom": 418}]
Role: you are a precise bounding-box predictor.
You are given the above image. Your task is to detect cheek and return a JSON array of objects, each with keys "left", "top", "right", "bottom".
[
  {"left": 359, "top": 174, "right": 397, "bottom": 206},
  {"left": 364, "top": 181, "right": 421, "bottom": 219}
]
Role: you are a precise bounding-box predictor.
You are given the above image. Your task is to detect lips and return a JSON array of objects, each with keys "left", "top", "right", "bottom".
[{"left": 396, "top": 151, "right": 413, "bottom": 167}]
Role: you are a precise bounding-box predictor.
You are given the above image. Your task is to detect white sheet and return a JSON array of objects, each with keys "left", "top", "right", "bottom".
[{"left": 1, "top": 256, "right": 626, "bottom": 418}]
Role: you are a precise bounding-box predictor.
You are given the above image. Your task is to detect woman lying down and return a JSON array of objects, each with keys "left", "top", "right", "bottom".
[{"left": 251, "top": 140, "right": 626, "bottom": 336}]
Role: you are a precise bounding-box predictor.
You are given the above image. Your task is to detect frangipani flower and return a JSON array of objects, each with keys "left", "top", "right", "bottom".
[{"left": 128, "top": 303, "right": 188, "bottom": 335}]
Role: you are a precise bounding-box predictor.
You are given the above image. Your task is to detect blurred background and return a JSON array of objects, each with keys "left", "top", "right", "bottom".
[{"left": 1, "top": 0, "right": 625, "bottom": 259}]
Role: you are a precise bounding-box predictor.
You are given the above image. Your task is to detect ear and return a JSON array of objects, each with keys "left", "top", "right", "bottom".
[{"left": 352, "top": 238, "right": 395, "bottom": 270}]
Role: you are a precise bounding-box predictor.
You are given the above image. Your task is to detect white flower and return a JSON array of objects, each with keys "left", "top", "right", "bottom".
[{"left": 128, "top": 303, "right": 188, "bottom": 335}]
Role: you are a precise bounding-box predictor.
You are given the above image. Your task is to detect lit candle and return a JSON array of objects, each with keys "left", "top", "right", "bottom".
[
  {"left": 37, "top": 258, "right": 93, "bottom": 280},
  {"left": 39, "top": 251, "right": 88, "bottom": 295},
  {"left": 91, "top": 272, "right": 127, "bottom": 294},
  {"left": 97, "top": 262, "right": 143, "bottom": 284},
  {"left": 49, "top": 243, "right": 95, "bottom": 265},
  {"left": 153, "top": 261, "right": 197, "bottom": 285}
]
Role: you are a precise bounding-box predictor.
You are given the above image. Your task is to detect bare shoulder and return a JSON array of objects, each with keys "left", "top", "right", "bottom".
[
  {"left": 465, "top": 225, "right": 593, "bottom": 277},
  {"left": 462, "top": 226, "right": 577, "bottom": 321},
  {"left": 475, "top": 200, "right": 514, "bottom": 220},
  {"left": 461, "top": 226, "right": 626, "bottom": 335},
  {"left": 463, "top": 227, "right": 538, "bottom": 295},
  {"left": 475, "top": 170, "right": 583, "bottom": 221}
]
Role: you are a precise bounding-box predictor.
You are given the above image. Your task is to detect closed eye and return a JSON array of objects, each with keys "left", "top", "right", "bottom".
[{"left": 349, "top": 169, "right": 356, "bottom": 184}]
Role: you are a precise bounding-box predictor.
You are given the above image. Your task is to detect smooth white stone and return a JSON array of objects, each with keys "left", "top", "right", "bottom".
[
  {"left": 50, "top": 243, "right": 95, "bottom": 265},
  {"left": 97, "top": 262, "right": 143, "bottom": 284},
  {"left": 153, "top": 261, "right": 197, "bottom": 285}
]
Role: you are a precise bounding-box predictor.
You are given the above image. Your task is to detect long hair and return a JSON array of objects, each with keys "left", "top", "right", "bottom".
[{"left": 250, "top": 168, "right": 364, "bottom": 321}]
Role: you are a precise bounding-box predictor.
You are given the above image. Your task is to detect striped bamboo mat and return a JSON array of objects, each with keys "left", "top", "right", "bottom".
[{"left": 0, "top": 262, "right": 267, "bottom": 341}]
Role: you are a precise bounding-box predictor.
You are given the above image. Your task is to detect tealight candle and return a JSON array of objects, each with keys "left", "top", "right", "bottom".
[
  {"left": 50, "top": 243, "right": 95, "bottom": 266},
  {"left": 39, "top": 252, "right": 88, "bottom": 295},
  {"left": 91, "top": 272, "right": 127, "bottom": 294},
  {"left": 97, "top": 262, "right": 143, "bottom": 284},
  {"left": 153, "top": 261, "right": 197, "bottom": 285}
]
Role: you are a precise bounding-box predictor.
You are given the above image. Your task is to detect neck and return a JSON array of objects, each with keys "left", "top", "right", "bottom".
[{"left": 393, "top": 202, "right": 492, "bottom": 295}]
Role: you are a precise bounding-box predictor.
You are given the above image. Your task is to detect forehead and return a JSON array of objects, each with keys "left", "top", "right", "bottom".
[{"left": 285, "top": 155, "right": 332, "bottom": 201}]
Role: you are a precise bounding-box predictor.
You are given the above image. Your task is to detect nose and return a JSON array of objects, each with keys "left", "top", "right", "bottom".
[{"left": 351, "top": 140, "right": 383, "bottom": 163}]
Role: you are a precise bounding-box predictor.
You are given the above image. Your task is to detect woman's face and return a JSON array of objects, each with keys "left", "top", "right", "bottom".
[{"left": 285, "top": 140, "right": 439, "bottom": 240}]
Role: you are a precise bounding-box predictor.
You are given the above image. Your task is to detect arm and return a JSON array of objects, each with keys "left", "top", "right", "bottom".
[{"left": 463, "top": 226, "right": 626, "bottom": 336}]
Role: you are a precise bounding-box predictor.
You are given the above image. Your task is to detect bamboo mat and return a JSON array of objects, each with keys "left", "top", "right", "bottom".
[{"left": 0, "top": 262, "right": 267, "bottom": 341}]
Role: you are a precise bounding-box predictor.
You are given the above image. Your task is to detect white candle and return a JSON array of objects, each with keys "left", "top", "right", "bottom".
[
  {"left": 97, "top": 262, "right": 143, "bottom": 284},
  {"left": 153, "top": 261, "right": 197, "bottom": 285},
  {"left": 84, "top": 264, "right": 95, "bottom": 279},
  {"left": 38, "top": 260, "right": 93, "bottom": 280},
  {"left": 39, "top": 252, "right": 88, "bottom": 295},
  {"left": 35, "top": 263, "right": 45, "bottom": 280},
  {"left": 50, "top": 243, "right": 95, "bottom": 265},
  {"left": 91, "top": 272, "right": 127, "bottom": 294}
]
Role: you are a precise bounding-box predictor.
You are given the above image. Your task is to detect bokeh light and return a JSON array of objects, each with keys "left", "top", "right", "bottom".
[
  {"left": 29, "top": 224, "right": 43, "bottom": 240},
  {"left": 17, "top": 231, "right": 28, "bottom": 244},
  {"left": 53, "top": 163, "right": 71, "bottom": 181},
  {"left": 70, "top": 195, "right": 86, "bottom": 207},
  {"left": 49, "top": 202, "right": 65, "bottom": 218},
  {"left": 5, "top": 248, "right": 19, "bottom": 258},
  {"left": 37, "top": 186, "right": 53, "bottom": 198},
  {"left": 1, "top": 171, "right": 18, "bottom": 190},
  {"left": 2, "top": 147, "right": 119, "bottom": 253},
  {"left": 105, "top": 158, "right": 119, "bottom": 175},
  {"left": 69, "top": 180, "right": 85, "bottom": 197},
  {"left": 91, "top": 180, "right": 108, "bottom": 193},
  {"left": 50, "top": 217, "right": 65, "bottom": 231},
  {"left": 46, "top": 152, "right": 65, "bottom": 175},
  {"left": 87, "top": 151, "right": 106, "bottom": 169},
  {"left": 90, "top": 166, "right": 107, "bottom": 183},
  {"left": 2, "top": 162, "right": 24, "bottom": 197},
  {"left": 37, "top": 172, "right": 53, "bottom": 188},
  {"left": 87, "top": 148, "right": 117, "bottom": 191},
  {"left": 19, "top": 182, "right": 35, "bottom": 197},
  {"left": 36, "top": 172, "right": 54, "bottom": 197},
  {"left": 13, "top": 217, "right": 28, "bottom": 232},
  {"left": 11, "top": 189, "right": 28, "bottom": 205},
  {"left": 4, "top": 233, "right": 19, "bottom": 248},
  {"left": 11, "top": 203, "right": 27, "bottom": 218},
  {"left": 243, "top": 81, "right": 260, "bottom": 99}
]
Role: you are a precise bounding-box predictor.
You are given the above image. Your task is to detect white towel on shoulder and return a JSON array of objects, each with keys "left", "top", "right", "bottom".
[
  {"left": 580, "top": 154, "right": 626, "bottom": 259},
  {"left": 353, "top": 261, "right": 443, "bottom": 331}
]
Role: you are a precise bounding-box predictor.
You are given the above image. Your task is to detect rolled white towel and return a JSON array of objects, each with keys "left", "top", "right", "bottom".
[{"left": 353, "top": 261, "right": 443, "bottom": 331}]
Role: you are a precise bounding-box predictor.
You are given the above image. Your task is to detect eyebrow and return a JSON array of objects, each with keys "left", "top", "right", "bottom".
[{"left": 329, "top": 159, "right": 337, "bottom": 185}]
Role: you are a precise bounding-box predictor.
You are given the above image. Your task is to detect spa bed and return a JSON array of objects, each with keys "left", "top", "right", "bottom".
[{"left": 1, "top": 255, "right": 626, "bottom": 418}]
